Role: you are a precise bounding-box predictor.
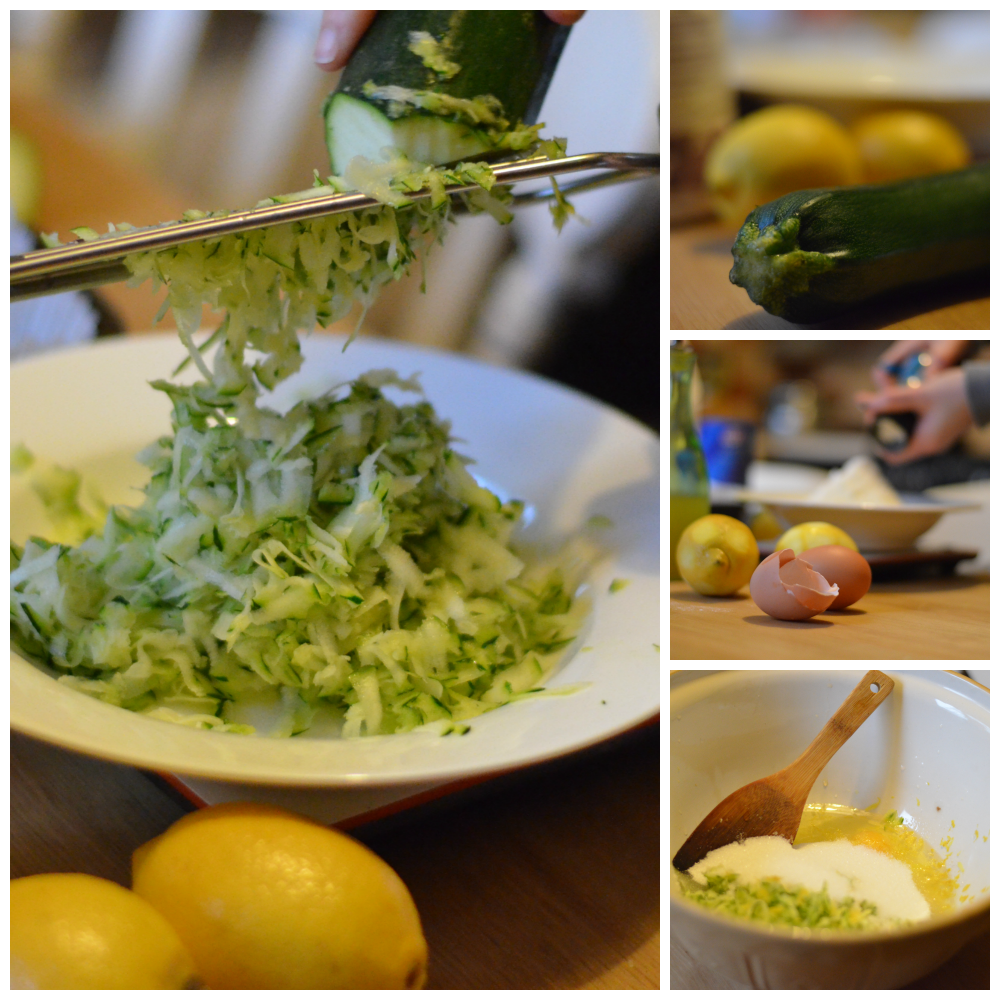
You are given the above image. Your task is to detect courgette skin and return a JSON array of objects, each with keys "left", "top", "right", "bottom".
[
  {"left": 326, "top": 11, "right": 570, "bottom": 172},
  {"left": 729, "top": 164, "right": 989, "bottom": 323}
]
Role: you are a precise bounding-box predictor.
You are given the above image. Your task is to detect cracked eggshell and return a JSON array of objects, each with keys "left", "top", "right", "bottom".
[
  {"left": 798, "top": 544, "right": 872, "bottom": 609},
  {"left": 749, "top": 548, "right": 840, "bottom": 621}
]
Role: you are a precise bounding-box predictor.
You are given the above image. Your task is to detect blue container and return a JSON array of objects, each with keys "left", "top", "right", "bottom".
[{"left": 700, "top": 418, "right": 755, "bottom": 485}]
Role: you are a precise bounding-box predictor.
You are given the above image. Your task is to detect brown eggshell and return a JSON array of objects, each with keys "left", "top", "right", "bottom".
[
  {"left": 749, "top": 548, "right": 840, "bottom": 621},
  {"left": 799, "top": 545, "right": 872, "bottom": 609}
]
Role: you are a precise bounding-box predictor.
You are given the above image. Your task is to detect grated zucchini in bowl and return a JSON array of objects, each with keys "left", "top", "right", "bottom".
[
  {"left": 11, "top": 142, "right": 598, "bottom": 738},
  {"left": 677, "top": 872, "right": 892, "bottom": 932}
]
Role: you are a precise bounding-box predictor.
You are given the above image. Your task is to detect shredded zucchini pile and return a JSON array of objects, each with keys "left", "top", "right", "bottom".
[
  {"left": 12, "top": 143, "right": 595, "bottom": 738},
  {"left": 678, "top": 872, "right": 893, "bottom": 931}
]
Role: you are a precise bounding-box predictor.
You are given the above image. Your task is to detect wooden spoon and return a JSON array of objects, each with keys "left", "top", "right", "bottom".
[{"left": 672, "top": 670, "right": 894, "bottom": 872}]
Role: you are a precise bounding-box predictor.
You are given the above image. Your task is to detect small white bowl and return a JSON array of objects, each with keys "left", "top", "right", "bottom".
[{"left": 670, "top": 669, "right": 989, "bottom": 989}]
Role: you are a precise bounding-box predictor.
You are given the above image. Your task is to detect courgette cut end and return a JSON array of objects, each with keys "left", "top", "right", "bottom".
[
  {"left": 730, "top": 216, "right": 837, "bottom": 320},
  {"left": 327, "top": 92, "right": 494, "bottom": 175}
]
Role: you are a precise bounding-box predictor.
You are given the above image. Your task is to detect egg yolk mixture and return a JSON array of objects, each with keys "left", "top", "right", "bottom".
[{"left": 676, "top": 804, "right": 958, "bottom": 931}]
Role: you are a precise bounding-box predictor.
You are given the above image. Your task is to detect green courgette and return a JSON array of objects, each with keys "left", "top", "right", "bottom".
[
  {"left": 729, "top": 164, "right": 989, "bottom": 323},
  {"left": 324, "top": 11, "right": 570, "bottom": 174}
]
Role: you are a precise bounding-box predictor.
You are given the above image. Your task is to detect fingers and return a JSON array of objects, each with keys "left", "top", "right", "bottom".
[
  {"left": 870, "top": 366, "right": 895, "bottom": 390},
  {"left": 877, "top": 340, "right": 927, "bottom": 368},
  {"left": 315, "top": 10, "right": 377, "bottom": 71},
  {"left": 861, "top": 367, "right": 973, "bottom": 465},
  {"left": 854, "top": 391, "right": 877, "bottom": 426},
  {"left": 544, "top": 11, "right": 586, "bottom": 25},
  {"left": 854, "top": 385, "right": 922, "bottom": 421},
  {"left": 927, "top": 339, "right": 970, "bottom": 372},
  {"left": 880, "top": 418, "right": 948, "bottom": 466}
]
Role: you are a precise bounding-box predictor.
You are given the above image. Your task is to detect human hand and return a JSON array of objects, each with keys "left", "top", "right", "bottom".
[
  {"left": 870, "top": 340, "right": 970, "bottom": 389},
  {"left": 315, "top": 10, "right": 584, "bottom": 71},
  {"left": 855, "top": 367, "right": 973, "bottom": 465}
]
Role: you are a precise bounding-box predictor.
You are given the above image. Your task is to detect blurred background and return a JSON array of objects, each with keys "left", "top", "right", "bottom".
[
  {"left": 686, "top": 340, "right": 989, "bottom": 477},
  {"left": 11, "top": 10, "right": 660, "bottom": 428}
]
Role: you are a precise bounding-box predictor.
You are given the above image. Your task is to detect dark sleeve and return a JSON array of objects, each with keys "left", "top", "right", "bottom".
[{"left": 962, "top": 362, "right": 989, "bottom": 427}]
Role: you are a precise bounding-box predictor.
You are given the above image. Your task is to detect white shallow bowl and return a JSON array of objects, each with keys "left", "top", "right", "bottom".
[
  {"left": 737, "top": 491, "right": 980, "bottom": 551},
  {"left": 11, "top": 333, "right": 659, "bottom": 786},
  {"left": 670, "top": 669, "right": 989, "bottom": 989}
]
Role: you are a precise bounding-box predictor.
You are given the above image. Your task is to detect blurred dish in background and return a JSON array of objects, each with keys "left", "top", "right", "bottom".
[
  {"left": 725, "top": 10, "right": 988, "bottom": 100},
  {"left": 738, "top": 492, "right": 980, "bottom": 553},
  {"left": 722, "top": 10, "right": 988, "bottom": 157}
]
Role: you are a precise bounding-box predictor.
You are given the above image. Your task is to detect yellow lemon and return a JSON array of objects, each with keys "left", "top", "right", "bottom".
[
  {"left": 775, "top": 521, "right": 858, "bottom": 556},
  {"left": 750, "top": 508, "right": 784, "bottom": 541},
  {"left": 705, "top": 104, "right": 863, "bottom": 226},
  {"left": 10, "top": 872, "right": 199, "bottom": 989},
  {"left": 131, "top": 802, "right": 428, "bottom": 990},
  {"left": 10, "top": 130, "right": 42, "bottom": 226},
  {"left": 851, "top": 111, "right": 970, "bottom": 183},
  {"left": 676, "top": 514, "right": 759, "bottom": 596}
]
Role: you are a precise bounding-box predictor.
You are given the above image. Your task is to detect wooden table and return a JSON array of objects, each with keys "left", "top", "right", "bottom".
[
  {"left": 12, "top": 727, "right": 659, "bottom": 989},
  {"left": 671, "top": 221, "right": 990, "bottom": 330},
  {"left": 12, "top": 91, "right": 195, "bottom": 333},
  {"left": 670, "top": 576, "right": 989, "bottom": 659}
]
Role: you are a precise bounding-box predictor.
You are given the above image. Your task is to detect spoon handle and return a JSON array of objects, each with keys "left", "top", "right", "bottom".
[{"left": 784, "top": 670, "right": 894, "bottom": 789}]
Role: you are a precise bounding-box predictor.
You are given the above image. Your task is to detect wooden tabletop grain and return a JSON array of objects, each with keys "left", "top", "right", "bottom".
[
  {"left": 670, "top": 576, "right": 989, "bottom": 660},
  {"left": 671, "top": 221, "right": 990, "bottom": 331}
]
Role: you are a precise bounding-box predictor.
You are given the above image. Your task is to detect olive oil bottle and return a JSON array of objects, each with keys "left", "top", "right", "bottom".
[{"left": 670, "top": 342, "right": 709, "bottom": 580}]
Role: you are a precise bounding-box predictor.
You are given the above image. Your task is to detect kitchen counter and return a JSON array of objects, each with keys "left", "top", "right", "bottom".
[
  {"left": 670, "top": 575, "right": 989, "bottom": 659},
  {"left": 671, "top": 221, "right": 989, "bottom": 330}
]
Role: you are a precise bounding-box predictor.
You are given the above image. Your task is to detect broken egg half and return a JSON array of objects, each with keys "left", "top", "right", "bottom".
[
  {"left": 796, "top": 544, "right": 872, "bottom": 610},
  {"left": 749, "top": 548, "right": 839, "bottom": 621}
]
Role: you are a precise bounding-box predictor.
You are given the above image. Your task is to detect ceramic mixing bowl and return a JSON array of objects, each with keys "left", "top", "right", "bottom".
[{"left": 670, "top": 669, "right": 989, "bottom": 989}]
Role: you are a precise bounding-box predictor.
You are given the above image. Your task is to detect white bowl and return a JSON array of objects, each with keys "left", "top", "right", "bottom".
[
  {"left": 737, "top": 491, "right": 980, "bottom": 551},
  {"left": 11, "top": 334, "right": 659, "bottom": 786},
  {"left": 670, "top": 669, "right": 989, "bottom": 989}
]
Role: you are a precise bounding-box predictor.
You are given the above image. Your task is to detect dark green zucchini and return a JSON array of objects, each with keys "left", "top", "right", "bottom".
[
  {"left": 324, "top": 11, "right": 570, "bottom": 174},
  {"left": 729, "top": 164, "right": 989, "bottom": 323}
]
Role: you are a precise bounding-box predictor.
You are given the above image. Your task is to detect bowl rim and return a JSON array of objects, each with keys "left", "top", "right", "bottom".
[
  {"left": 738, "top": 490, "right": 982, "bottom": 514},
  {"left": 669, "top": 668, "right": 989, "bottom": 694},
  {"left": 669, "top": 668, "right": 990, "bottom": 942},
  {"left": 669, "top": 886, "right": 989, "bottom": 944},
  {"left": 736, "top": 491, "right": 979, "bottom": 514}
]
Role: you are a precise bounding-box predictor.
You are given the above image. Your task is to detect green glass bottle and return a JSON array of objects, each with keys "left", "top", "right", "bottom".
[{"left": 670, "top": 341, "right": 709, "bottom": 580}]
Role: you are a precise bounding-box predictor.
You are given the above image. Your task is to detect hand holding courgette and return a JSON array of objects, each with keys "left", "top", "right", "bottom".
[
  {"left": 325, "top": 11, "right": 570, "bottom": 174},
  {"left": 729, "top": 164, "right": 989, "bottom": 323}
]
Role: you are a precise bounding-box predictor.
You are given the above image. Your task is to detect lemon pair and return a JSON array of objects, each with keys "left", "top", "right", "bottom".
[
  {"left": 706, "top": 104, "right": 970, "bottom": 227},
  {"left": 11, "top": 803, "right": 428, "bottom": 990}
]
